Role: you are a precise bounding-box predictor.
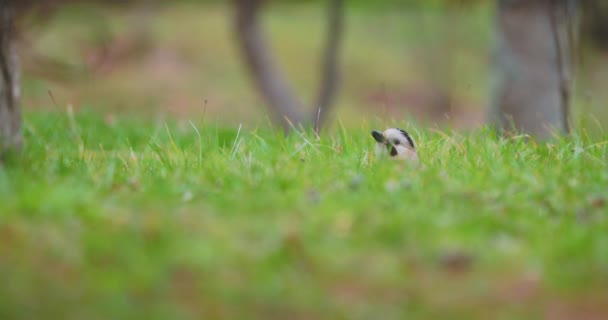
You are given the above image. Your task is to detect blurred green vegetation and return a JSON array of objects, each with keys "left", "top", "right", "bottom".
[
  {"left": 20, "top": 1, "right": 608, "bottom": 135},
  {"left": 0, "top": 111, "right": 607, "bottom": 319},
  {"left": 21, "top": 2, "right": 491, "bottom": 129},
  {"left": 3, "top": 3, "right": 608, "bottom": 318}
]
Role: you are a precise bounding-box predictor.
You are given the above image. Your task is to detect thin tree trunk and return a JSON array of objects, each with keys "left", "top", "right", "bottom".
[
  {"left": 582, "top": 1, "right": 608, "bottom": 50},
  {"left": 491, "top": 0, "right": 576, "bottom": 139},
  {"left": 314, "top": 0, "right": 343, "bottom": 134},
  {"left": 0, "top": 2, "right": 21, "bottom": 160},
  {"left": 233, "top": 0, "right": 343, "bottom": 133},
  {"left": 233, "top": 0, "right": 305, "bottom": 132}
]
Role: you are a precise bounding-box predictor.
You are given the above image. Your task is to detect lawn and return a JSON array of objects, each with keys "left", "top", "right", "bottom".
[{"left": 0, "top": 111, "right": 606, "bottom": 319}]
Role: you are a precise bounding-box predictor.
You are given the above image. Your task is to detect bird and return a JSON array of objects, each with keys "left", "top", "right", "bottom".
[{"left": 371, "top": 128, "right": 418, "bottom": 162}]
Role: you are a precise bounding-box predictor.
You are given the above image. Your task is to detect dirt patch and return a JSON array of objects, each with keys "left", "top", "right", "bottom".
[{"left": 363, "top": 85, "right": 486, "bottom": 129}]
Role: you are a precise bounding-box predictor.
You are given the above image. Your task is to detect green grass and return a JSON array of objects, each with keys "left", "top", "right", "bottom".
[{"left": 1, "top": 111, "right": 608, "bottom": 319}]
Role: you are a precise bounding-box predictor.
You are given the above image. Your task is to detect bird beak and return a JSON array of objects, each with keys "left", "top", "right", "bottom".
[
  {"left": 390, "top": 146, "right": 398, "bottom": 156},
  {"left": 371, "top": 130, "right": 385, "bottom": 143}
]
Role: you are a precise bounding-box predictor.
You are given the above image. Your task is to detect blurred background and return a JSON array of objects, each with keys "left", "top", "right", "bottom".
[{"left": 15, "top": 1, "right": 608, "bottom": 134}]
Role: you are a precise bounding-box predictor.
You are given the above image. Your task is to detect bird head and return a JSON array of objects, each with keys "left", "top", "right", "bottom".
[{"left": 371, "top": 128, "right": 418, "bottom": 162}]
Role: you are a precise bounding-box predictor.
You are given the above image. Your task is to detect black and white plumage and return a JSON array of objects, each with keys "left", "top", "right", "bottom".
[{"left": 371, "top": 128, "right": 418, "bottom": 162}]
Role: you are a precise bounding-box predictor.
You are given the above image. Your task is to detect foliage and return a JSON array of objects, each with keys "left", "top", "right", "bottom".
[{"left": 0, "top": 111, "right": 607, "bottom": 319}]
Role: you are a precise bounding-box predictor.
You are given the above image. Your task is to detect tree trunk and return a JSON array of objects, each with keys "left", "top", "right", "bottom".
[
  {"left": 233, "top": 0, "right": 343, "bottom": 133},
  {"left": 314, "top": 0, "right": 343, "bottom": 134},
  {"left": 491, "top": 0, "right": 576, "bottom": 139},
  {"left": 233, "top": 0, "right": 305, "bottom": 132},
  {"left": 581, "top": 1, "right": 608, "bottom": 51},
  {"left": 0, "top": 2, "right": 21, "bottom": 160}
]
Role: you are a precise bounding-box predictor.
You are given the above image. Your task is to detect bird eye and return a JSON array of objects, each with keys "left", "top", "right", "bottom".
[{"left": 393, "top": 140, "right": 400, "bottom": 145}]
